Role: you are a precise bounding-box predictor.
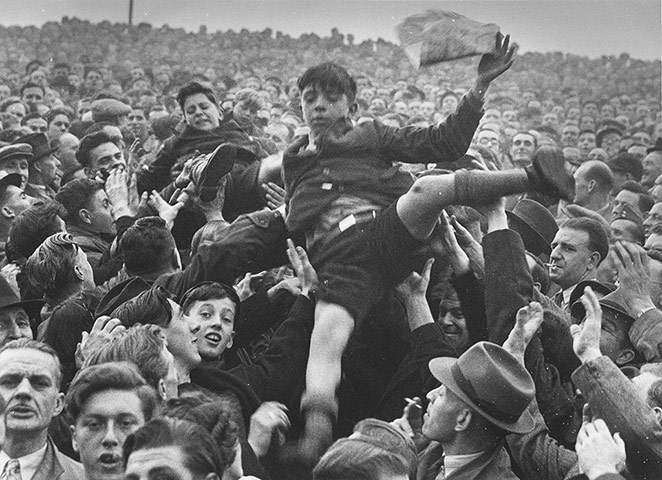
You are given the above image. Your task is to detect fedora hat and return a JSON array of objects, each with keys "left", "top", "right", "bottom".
[
  {"left": 0, "top": 274, "right": 44, "bottom": 320},
  {"left": 506, "top": 199, "right": 558, "bottom": 257},
  {"left": 428, "top": 341, "right": 535, "bottom": 434},
  {"left": 14, "top": 132, "right": 57, "bottom": 162}
]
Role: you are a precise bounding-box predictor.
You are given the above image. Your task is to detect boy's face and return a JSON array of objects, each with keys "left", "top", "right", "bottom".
[{"left": 301, "top": 84, "right": 353, "bottom": 141}]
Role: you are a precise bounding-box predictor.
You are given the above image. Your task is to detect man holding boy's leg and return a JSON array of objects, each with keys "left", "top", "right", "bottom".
[{"left": 284, "top": 33, "right": 573, "bottom": 464}]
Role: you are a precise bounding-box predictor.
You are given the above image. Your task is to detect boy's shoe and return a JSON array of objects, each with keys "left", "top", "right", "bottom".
[
  {"left": 195, "top": 144, "right": 237, "bottom": 202},
  {"left": 525, "top": 154, "right": 575, "bottom": 201}
]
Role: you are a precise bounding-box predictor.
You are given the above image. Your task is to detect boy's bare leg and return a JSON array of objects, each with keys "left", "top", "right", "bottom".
[{"left": 295, "top": 300, "right": 355, "bottom": 464}]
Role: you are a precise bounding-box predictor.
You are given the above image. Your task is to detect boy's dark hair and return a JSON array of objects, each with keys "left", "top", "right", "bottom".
[
  {"left": 563, "top": 217, "right": 610, "bottom": 266},
  {"left": 123, "top": 417, "right": 225, "bottom": 477},
  {"left": 176, "top": 82, "right": 218, "bottom": 112},
  {"left": 619, "top": 180, "right": 655, "bottom": 214},
  {"left": 7, "top": 201, "right": 66, "bottom": 259},
  {"left": 119, "top": 216, "right": 177, "bottom": 277},
  {"left": 20, "top": 82, "right": 45, "bottom": 96},
  {"left": 163, "top": 396, "right": 238, "bottom": 472},
  {"left": 298, "top": 63, "right": 357, "bottom": 104},
  {"left": 45, "top": 107, "right": 74, "bottom": 125},
  {"left": 66, "top": 361, "right": 158, "bottom": 422},
  {"left": 76, "top": 131, "right": 115, "bottom": 167},
  {"left": 110, "top": 285, "right": 175, "bottom": 329},
  {"left": 313, "top": 438, "right": 409, "bottom": 480},
  {"left": 54, "top": 177, "right": 103, "bottom": 222},
  {"left": 21, "top": 112, "right": 45, "bottom": 125},
  {"left": 180, "top": 281, "right": 241, "bottom": 318}
]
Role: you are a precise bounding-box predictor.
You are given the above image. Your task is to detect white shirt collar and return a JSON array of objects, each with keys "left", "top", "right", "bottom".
[{"left": 0, "top": 442, "right": 48, "bottom": 480}]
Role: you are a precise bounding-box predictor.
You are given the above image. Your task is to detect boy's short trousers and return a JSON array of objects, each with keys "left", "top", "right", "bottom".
[{"left": 309, "top": 201, "right": 429, "bottom": 325}]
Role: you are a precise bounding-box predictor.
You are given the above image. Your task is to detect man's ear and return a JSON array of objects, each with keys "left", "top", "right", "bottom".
[
  {"left": 1, "top": 206, "right": 15, "bottom": 219},
  {"left": 70, "top": 425, "right": 80, "bottom": 453},
  {"left": 614, "top": 348, "right": 635, "bottom": 366},
  {"left": 226, "top": 331, "right": 235, "bottom": 350},
  {"left": 587, "top": 251, "right": 601, "bottom": 271},
  {"left": 157, "top": 378, "right": 168, "bottom": 402},
  {"left": 73, "top": 264, "right": 85, "bottom": 281},
  {"left": 587, "top": 179, "right": 596, "bottom": 193},
  {"left": 455, "top": 408, "right": 472, "bottom": 432},
  {"left": 348, "top": 102, "right": 358, "bottom": 117},
  {"left": 78, "top": 208, "right": 92, "bottom": 225},
  {"left": 653, "top": 406, "right": 662, "bottom": 425}
]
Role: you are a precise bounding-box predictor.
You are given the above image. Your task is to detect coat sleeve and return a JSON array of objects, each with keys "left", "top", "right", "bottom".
[
  {"left": 377, "top": 92, "right": 483, "bottom": 165},
  {"left": 137, "top": 137, "right": 178, "bottom": 194},
  {"left": 506, "top": 396, "right": 580, "bottom": 480},
  {"left": 629, "top": 308, "right": 662, "bottom": 362},
  {"left": 572, "top": 356, "right": 662, "bottom": 478},
  {"left": 155, "top": 209, "right": 289, "bottom": 299},
  {"left": 230, "top": 294, "right": 315, "bottom": 402}
]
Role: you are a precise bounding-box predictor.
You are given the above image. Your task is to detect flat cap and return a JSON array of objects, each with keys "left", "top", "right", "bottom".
[
  {"left": 91, "top": 98, "right": 132, "bottom": 121},
  {"left": 0, "top": 143, "right": 33, "bottom": 164}
]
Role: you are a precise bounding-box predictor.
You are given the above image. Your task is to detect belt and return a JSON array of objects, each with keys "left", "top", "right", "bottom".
[{"left": 338, "top": 210, "right": 377, "bottom": 232}]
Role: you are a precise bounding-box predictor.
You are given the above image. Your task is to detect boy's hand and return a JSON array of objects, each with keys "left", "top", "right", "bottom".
[
  {"left": 286, "top": 239, "right": 319, "bottom": 298},
  {"left": 476, "top": 32, "right": 517, "bottom": 88}
]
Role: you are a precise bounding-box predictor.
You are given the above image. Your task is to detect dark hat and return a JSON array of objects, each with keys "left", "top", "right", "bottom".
[
  {"left": 648, "top": 137, "right": 662, "bottom": 154},
  {"left": 0, "top": 143, "right": 33, "bottom": 164},
  {"left": 607, "top": 153, "right": 643, "bottom": 181},
  {"left": 91, "top": 99, "right": 132, "bottom": 122},
  {"left": 14, "top": 132, "right": 57, "bottom": 162},
  {"left": 570, "top": 286, "right": 633, "bottom": 325},
  {"left": 0, "top": 274, "right": 44, "bottom": 320},
  {"left": 569, "top": 280, "right": 615, "bottom": 320},
  {"left": 611, "top": 203, "right": 643, "bottom": 226},
  {"left": 428, "top": 342, "right": 535, "bottom": 434},
  {"left": 506, "top": 199, "right": 559, "bottom": 257},
  {"left": 95, "top": 277, "right": 152, "bottom": 318},
  {"left": 596, "top": 126, "right": 623, "bottom": 147},
  {"left": 0, "top": 171, "right": 22, "bottom": 192}
]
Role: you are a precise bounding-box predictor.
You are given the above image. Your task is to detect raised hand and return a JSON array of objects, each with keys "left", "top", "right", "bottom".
[
  {"left": 286, "top": 239, "right": 319, "bottom": 298},
  {"left": 476, "top": 32, "right": 518, "bottom": 87},
  {"left": 570, "top": 287, "right": 603, "bottom": 363},
  {"left": 576, "top": 417, "right": 626, "bottom": 479},
  {"left": 503, "top": 301, "right": 544, "bottom": 362}
]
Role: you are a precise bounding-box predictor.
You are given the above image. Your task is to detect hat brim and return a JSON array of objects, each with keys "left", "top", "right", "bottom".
[
  {"left": 429, "top": 357, "right": 535, "bottom": 434},
  {"left": 0, "top": 173, "right": 23, "bottom": 191},
  {"left": 32, "top": 146, "right": 59, "bottom": 162},
  {"left": 506, "top": 210, "right": 552, "bottom": 256},
  {"left": 0, "top": 299, "right": 45, "bottom": 320}
]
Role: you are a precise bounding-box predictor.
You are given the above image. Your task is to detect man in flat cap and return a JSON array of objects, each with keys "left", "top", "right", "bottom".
[
  {"left": 16, "top": 132, "right": 62, "bottom": 201},
  {"left": 0, "top": 171, "right": 39, "bottom": 261},
  {"left": 0, "top": 144, "right": 31, "bottom": 188}
]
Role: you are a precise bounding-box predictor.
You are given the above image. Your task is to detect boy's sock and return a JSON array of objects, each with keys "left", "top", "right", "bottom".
[{"left": 453, "top": 153, "right": 574, "bottom": 204}]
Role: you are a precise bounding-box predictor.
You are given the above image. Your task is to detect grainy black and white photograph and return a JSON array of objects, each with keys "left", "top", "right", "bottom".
[{"left": 0, "top": 1, "right": 660, "bottom": 479}]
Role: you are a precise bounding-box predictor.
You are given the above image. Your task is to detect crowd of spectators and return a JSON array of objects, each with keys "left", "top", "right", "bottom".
[{"left": 0, "top": 16, "right": 660, "bottom": 480}]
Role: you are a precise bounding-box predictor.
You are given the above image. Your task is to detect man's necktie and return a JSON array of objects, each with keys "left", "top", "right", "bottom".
[{"left": 1, "top": 459, "right": 22, "bottom": 480}]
